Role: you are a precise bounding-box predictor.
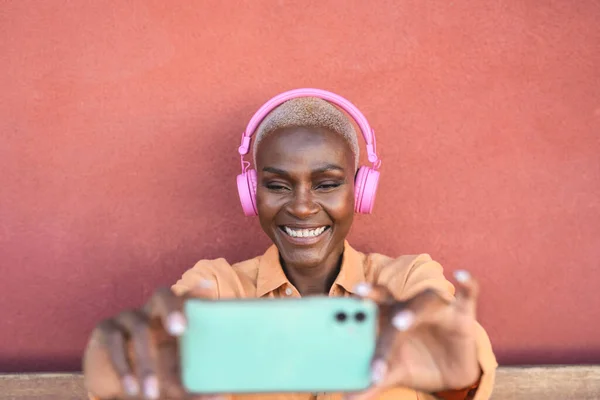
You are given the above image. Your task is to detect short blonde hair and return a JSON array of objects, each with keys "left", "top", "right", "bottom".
[{"left": 252, "top": 97, "right": 359, "bottom": 170}]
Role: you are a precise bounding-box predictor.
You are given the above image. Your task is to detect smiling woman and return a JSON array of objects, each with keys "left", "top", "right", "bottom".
[
  {"left": 256, "top": 126, "right": 356, "bottom": 294},
  {"left": 82, "top": 89, "right": 497, "bottom": 400}
]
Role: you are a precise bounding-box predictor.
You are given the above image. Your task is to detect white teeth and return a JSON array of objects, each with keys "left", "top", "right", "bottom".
[{"left": 283, "top": 226, "right": 327, "bottom": 238}]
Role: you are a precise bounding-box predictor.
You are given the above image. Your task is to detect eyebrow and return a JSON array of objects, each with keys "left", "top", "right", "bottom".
[
  {"left": 262, "top": 164, "right": 345, "bottom": 176},
  {"left": 312, "top": 164, "right": 345, "bottom": 174}
]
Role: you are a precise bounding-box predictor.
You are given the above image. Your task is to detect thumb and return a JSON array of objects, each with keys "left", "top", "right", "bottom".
[
  {"left": 353, "top": 283, "right": 415, "bottom": 393},
  {"left": 353, "top": 282, "right": 396, "bottom": 381},
  {"left": 453, "top": 270, "right": 479, "bottom": 316}
]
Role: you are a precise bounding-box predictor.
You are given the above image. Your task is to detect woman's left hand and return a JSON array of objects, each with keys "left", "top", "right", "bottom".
[{"left": 345, "top": 270, "right": 481, "bottom": 399}]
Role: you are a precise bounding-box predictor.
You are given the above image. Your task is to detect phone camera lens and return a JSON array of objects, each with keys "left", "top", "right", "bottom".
[
  {"left": 355, "top": 311, "right": 367, "bottom": 322},
  {"left": 335, "top": 312, "right": 347, "bottom": 322}
]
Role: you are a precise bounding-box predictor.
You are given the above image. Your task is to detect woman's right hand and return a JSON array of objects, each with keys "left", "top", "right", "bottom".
[{"left": 82, "top": 280, "right": 223, "bottom": 400}]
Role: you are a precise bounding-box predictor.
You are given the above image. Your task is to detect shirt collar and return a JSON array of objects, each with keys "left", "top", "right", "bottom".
[
  {"left": 256, "top": 241, "right": 366, "bottom": 297},
  {"left": 256, "top": 244, "right": 289, "bottom": 297},
  {"left": 333, "top": 241, "right": 366, "bottom": 295}
]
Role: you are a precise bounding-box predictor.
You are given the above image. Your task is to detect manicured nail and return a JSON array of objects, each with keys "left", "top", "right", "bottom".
[
  {"left": 197, "top": 279, "right": 214, "bottom": 288},
  {"left": 371, "top": 360, "right": 387, "bottom": 383},
  {"left": 454, "top": 270, "right": 471, "bottom": 283},
  {"left": 392, "top": 310, "right": 415, "bottom": 332},
  {"left": 354, "top": 283, "right": 372, "bottom": 296},
  {"left": 166, "top": 311, "right": 187, "bottom": 336},
  {"left": 122, "top": 375, "right": 139, "bottom": 396},
  {"left": 143, "top": 375, "right": 159, "bottom": 399}
]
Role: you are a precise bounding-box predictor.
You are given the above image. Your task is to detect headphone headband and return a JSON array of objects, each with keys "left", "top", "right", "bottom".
[{"left": 237, "top": 88, "right": 380, "bottom": 167}]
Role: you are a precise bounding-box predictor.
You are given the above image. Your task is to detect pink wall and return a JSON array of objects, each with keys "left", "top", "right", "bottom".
[{"left": 1, "top": 0, "right": 599, "bottom": 372}]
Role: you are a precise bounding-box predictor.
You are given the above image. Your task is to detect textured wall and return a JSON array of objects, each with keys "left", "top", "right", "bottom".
[{"left": 1, "top": 0, "right": 599, "bottom": 372}]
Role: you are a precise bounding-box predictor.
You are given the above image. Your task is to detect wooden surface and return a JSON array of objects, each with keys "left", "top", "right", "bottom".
[
  {"left": 494, "top": 366, "right": 600, "bottom": 400},
  {"left": 1, "top": 366, "right": 599, "bottom": 400},
  {"left": 0, "top": 373, "right": 86, "bottom": 400}
]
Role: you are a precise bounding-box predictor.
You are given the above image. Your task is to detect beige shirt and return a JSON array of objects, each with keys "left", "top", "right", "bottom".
[{"left": 172, "top": 241, "right": 497, "bottom": 400}]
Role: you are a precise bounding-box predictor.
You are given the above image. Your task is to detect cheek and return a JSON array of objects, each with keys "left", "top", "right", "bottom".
[
  {"left": 256, "top": 191, "right": 280, "bottom": 228},
  {"left": 324, "top": 187, "right": 355, "bottom": 222}
]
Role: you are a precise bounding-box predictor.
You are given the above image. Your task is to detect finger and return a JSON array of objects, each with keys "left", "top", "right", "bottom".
[
  {"left": 384, "top": 289, "right": 449, "bottom": 333},
  {"left": 142, "top": 287, "right": 187, "bottom": 337},
  {"left": 353, "top": 283, "right": 395, "bottom": 305},
  {"left": 355, "top": 284, "right": 446, "bottom": 320},
  {"left": 353, "top": 284, "right": 411, "bottom": 372},
  {"left": 368, "top": 290, "right": 442, "bottom": 389},
  {"left": 353, "top": 283, "right": 396, "bottom": 349},
  {"left": 368, "top": 308, "right": 418, "bottom": 389},
  {"left": 185, "top": 279, "right": 218, "bottom": 299},
  {"left": 370, "top": 321, "right": 396, "bottom": 378},
  {"left": 116, "top": 310, "right": 160, "bottom": 400},
  {"left": 453, "top": 270, "right": 479, "bottom": 315},
  {"left": 95, "top": 319, "right": 140, "bottom": 397},
  {"left": 363, "top": 290, "right": 415, "bottom": 390},
  {"left": 395, "top": 288, "right": 446, "bottom": 316},
  {"left": 143, "top": 281, "right": 217, "bottom": 339}
]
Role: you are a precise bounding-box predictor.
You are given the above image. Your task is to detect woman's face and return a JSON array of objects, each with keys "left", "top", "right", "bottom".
[{"left": 255, "top": 126, "right": 355, "bottom": 269}]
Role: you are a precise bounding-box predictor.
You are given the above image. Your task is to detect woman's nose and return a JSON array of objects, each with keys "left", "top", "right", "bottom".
[{"left": 286, "top": 187, "right": 319, "bottom": 218}]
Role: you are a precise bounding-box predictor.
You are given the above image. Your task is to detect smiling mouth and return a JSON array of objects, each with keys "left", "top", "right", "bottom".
[{"left": 278, "top": 225, "right": 331, "bottom": 238}]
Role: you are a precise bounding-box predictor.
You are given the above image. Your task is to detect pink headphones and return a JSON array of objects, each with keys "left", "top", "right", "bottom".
[{"left": 236, "top": 88, "right": 382, "bottom": 216}]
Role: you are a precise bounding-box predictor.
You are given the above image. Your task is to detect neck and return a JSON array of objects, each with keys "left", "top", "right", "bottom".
[{"left": 280, "top": 246, "right": 344, "bottom": 296}]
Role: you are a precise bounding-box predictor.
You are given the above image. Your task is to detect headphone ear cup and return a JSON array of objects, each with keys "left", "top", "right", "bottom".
[
  {"left": 354, "top": 167, "right": 368, "bottom": 213},
  {"left": 354, "top": 166, "right": 380, "bottom": 214},
  {"left": 237, "top": 169, "right": 258, "bottom": 216}
]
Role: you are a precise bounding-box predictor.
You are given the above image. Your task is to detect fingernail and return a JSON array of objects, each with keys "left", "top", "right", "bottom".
[
  {"left": 454, "top": 270, "right": 471, "bottom": 283},
  {"left": 166, "top": 311, "right": 187, "bottom": 336},
  {"left": 197, "top": 279, "right": 214, "bottom": 288},
  {"left": 354, "top": 283, "right": 372, "bottom": 296},
  {"left": 143, "top": 375, "right": 159, "bottom": 399},
  {"left": 122, "top": 375, "right": 139, "bottom": 396},
  {"left": 392, "top": 310, "right": 415, "bottom": 332},
  {"left": 371, "top": 360, "right": 387, "bottom": 383}
]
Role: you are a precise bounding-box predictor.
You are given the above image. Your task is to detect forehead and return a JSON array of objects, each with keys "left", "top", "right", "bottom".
[{"left": 255, "top": 127, "right": 354, "bottom": 170}]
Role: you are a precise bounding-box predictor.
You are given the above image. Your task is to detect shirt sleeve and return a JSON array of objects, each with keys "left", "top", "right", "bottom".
[
  {"left": 171, "top": 257, "right": 250, "bottom": 299},
  {"left": 377, "top": 254, "right": 498, "bottom": 400}
]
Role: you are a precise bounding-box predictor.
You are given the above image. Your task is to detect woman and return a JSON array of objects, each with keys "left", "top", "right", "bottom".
[{"left": 83, "top": 89, "right": 497, "bottom": 400}]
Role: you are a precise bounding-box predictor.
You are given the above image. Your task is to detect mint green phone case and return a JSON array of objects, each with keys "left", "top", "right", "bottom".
[{"left": 180, "top": 297, "right": 377, "bottom": 394}]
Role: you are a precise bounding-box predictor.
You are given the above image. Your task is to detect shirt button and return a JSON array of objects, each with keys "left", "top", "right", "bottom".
[{"left": 284, "top": 287, "right": 293, "bottom": 296}]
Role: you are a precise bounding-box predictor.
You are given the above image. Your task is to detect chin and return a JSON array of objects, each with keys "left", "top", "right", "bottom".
[{"left": 271, "top": 225, "right": 336, "bottom": 268}]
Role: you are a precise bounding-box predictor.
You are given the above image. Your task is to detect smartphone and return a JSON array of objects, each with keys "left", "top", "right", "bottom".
[{"left": 180, "top": 296, "right": 377, "bottom": 394}]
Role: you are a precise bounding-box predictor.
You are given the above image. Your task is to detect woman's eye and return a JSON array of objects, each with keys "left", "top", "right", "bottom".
[
  {"left": 266, "top": 183, "right": 290, "bottom": 191},
  {"left": 316, "top": 182, "right": 341, "bottom": 191}
]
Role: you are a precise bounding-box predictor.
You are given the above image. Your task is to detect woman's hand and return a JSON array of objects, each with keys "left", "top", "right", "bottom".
[
  {"left": 82, "top": 281, "right": 223, "bottom": 400},
  {"left": 346, "top": 271, "right": 481, "bottom": 399}
]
